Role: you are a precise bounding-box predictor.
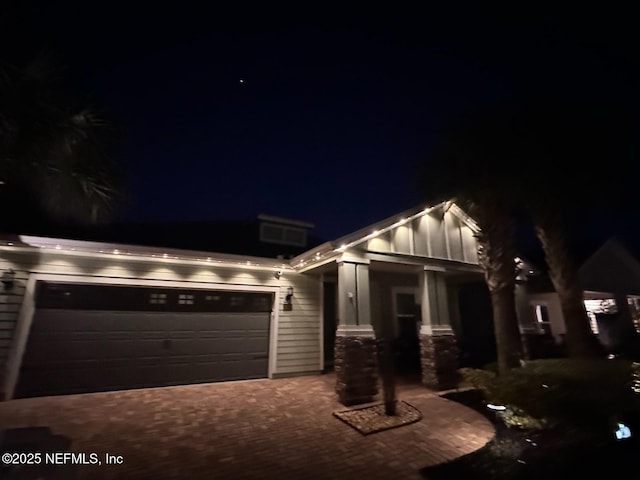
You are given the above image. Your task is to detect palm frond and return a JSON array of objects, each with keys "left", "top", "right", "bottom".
[{"left": 0, "top": 56, "right": 122, "bottom": 225}]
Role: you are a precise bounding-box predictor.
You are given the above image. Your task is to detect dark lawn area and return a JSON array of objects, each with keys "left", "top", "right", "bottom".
[{"left": 422, "top": 389, "right": 640, "bottom": 480}]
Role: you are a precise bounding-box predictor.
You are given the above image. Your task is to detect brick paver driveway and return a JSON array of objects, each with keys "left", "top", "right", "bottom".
[{"left": 0, "top": 374, "right": 493, "bottom": 479}]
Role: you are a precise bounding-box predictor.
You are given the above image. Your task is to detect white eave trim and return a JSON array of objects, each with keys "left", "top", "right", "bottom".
[
  {"left": 1, "top": 201, "right": 480, "bottom": 274},
  {"left": 3, "top": 235, "right": 293, "bottom": 272}
]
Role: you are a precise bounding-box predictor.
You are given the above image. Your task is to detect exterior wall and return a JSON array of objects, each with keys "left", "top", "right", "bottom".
[
  {"left": 0, "top": 256, "right": 28, "bottom": 390},
  {"left": 515, "top": 283, "right": 538, "bottom": 332},
  {"left": 275, "top": 272, "right": 322, "bottom": 375},
  {"left": 365, "top": 207, "right": 479, "bottom": 264},
  {"left": 0, "top": 248, "right": 322, "bottom": 396}
]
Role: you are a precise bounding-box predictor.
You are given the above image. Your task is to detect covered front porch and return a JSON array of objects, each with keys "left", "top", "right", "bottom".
[
  {"left": 292, "top": 202, "right": 486, "bottom": 405},
  {"left": 318, "top": 254, "right": 482, "bottom": 404}
]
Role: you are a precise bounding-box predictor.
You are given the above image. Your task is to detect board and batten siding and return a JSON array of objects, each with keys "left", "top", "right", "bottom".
[
  {"left": 0, "top": 248, "right": 322, "bottom": 394},
  {"left": 366, "top": 206, "right": 479, "bottom": 264}
]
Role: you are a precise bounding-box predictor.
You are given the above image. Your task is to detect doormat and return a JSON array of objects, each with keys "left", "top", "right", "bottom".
[{"left": 333, "top": 401, "right": 422, "bottom": 435}]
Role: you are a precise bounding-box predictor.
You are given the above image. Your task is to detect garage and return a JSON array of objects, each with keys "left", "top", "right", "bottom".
[{"left": 15, "top": 281, "right": 273, "bottom": 398}]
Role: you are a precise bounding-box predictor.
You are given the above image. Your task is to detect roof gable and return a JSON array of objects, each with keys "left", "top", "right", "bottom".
[
  {"left": 291, "top": 200, "right": 480, "bottom": 271},
  {"left": 578, "top": 237, "right": 640, "bottom": 294}
]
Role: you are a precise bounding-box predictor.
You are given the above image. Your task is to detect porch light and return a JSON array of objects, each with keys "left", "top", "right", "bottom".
[
  {"left": 1, "top": 269, "right": 15, "bottom": 290},
  {"left": 285, "top": 286, "right": 294, "bottom": 302},
  {"left": 487, "top": 403, "right": 506, "bottom": 411}
]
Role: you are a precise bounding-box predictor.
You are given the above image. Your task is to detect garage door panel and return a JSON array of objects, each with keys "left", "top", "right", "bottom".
[
  {"left": 107, "top": 340, "right": 164, "bottom": 358},
  {"left": 16, "top": 285, "right": 273, "bottom": 398},
  {"left": 20, "top": 363, "right": 166, "bottom": 397},
  {"left": 163, "top": 313, "right": 269, "bottom": 332}
]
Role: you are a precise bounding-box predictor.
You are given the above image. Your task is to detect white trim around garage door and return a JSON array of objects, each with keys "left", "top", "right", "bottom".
[{"left": 3, "top": 273, "right": 281, "bottom": 400}]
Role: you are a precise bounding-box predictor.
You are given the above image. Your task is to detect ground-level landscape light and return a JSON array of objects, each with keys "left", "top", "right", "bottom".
[{"left": 615, "top": 422, "right": 632, "bottom": 440}]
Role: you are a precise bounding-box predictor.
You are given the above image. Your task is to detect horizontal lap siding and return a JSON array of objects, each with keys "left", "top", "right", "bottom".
[
  {"left": 275, "top": 274, "right": 321, "bottom": 375},
  {"left": 0, "top": 257, "right": 29, "bottom": 391}
]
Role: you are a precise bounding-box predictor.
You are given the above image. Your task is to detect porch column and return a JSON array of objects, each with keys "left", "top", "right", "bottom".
[
  {"left": 419, "top": 269, "right": 459, "bottom": 390},
  {"left": 334, "top": 258, "right": 378, "bottom": 405}
]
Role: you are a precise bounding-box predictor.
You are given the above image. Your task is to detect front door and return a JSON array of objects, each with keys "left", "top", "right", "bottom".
[{"left": 392, "top": 288, "right": 420, "bottom": 373}]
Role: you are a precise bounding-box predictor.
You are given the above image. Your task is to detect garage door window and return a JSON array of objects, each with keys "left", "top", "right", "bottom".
[
  {"left": 36, "top": 282, "right": 273, "bottom": 312},
  {"left": 178, "top": 294, "right": 195, "bottom": 305},
  {"left": 230, "top": 296, "right": 245, "bottom": 307},
  {"left": 149, "top": 293, "right": 167, "bottom": 304}
]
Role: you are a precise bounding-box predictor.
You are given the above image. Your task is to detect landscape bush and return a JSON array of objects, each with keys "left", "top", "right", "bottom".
[{"left": 460, "top": 359, "right": 640, "bottom": 435}]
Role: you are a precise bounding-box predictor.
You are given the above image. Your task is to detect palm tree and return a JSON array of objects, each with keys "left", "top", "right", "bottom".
[
  {"left": 532, "top": 212, "right": 601, "bottom": 357},
  {"left": 423, "top": 106, "right": 525, "bottom": 374},
  {"left": 0, "top": 52, "right": 120, "bottom": 227},
  {"left": 520, "top": 101, "right": 635, "bottom": 358}
]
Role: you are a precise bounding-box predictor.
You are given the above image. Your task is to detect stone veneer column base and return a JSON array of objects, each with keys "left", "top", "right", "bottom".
[
  {"left": 420, "top": 333, "right": 459, "bottom": 390},
  {"left": 334, "top": 325, "right": 378, "bottom": 406}
]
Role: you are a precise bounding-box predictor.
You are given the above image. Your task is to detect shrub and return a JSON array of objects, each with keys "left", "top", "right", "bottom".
[{"left": 460, "top": 359, "right": 640, "bottom": 434}]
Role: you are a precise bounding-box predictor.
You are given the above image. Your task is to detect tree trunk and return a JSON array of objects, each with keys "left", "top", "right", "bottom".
[
  {"left": 490, "top": 283, "right": 523, "bottom": 372},
  {"left": 474, "top": 204, "right": 524, "bottom": 374},
  {"left": 377, "top": 338, "right": 396, "bottom": 416},
  {"left": 534, "top": 219, "right": 601, "bottom": 358}
]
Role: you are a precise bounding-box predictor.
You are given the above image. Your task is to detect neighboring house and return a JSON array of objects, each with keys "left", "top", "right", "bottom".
[
  {"left": 519, "top": 237, "right": 640, "bottom": 355},
  {"left": 0, "top": 200, "right": 487, "bottom": 405}
]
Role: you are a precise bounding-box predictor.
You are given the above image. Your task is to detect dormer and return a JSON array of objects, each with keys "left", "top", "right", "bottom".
[{"left": 258, "top": 214, "right": 315, "bottom": 249}]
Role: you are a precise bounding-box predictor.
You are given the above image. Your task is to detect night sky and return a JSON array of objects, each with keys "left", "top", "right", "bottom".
[{"left": 3, "top": 2, "right": 640, "bottom": 242}]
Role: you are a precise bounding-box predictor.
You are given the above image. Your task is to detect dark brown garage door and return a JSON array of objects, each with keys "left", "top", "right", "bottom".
[{"left": 16, "top": 282, "right": 272, "bottom": 398}]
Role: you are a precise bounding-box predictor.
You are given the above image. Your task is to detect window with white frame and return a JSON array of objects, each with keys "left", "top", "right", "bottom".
[
  {"left": 533, "top": 304, "right": 551, "bottom": 335},
  {"left": 583, "top": 298, "right": 617, "bottom": 335}
]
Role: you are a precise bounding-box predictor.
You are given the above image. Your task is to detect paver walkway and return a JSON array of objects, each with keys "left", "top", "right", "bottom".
[{"left": 0, "top": 374, "right": 494, "bottom": 479}]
